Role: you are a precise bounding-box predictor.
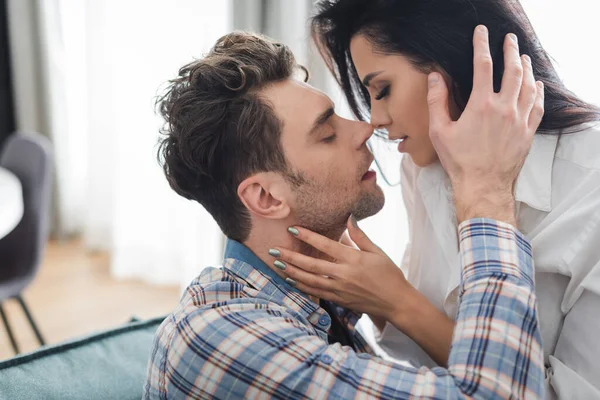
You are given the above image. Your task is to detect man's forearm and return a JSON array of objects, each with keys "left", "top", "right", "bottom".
[{"left": 449, "top": 218, "right": 544, "bottom": 398}]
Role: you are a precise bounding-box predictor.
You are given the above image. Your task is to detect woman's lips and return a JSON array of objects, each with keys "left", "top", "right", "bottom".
[{"left": 398, "top": 136, "right": 409, "bottom": 153}]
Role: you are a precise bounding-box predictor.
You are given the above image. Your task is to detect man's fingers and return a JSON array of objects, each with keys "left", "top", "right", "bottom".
[
  {"left": 500, "top": 33, "right": 523, "bottom": 102},
  {"left": 427, "top": 72, "right": 452, "bottom": 137},
  {"left": 472, "top": 25, "right": 494, "bottom": 99},
  {"left": 287, "top": 226, "right": 354, "bottom": 262},
  {"left": 528, "top": 81, "right": 545, "bottom": 133},
  {"left": 518, "top": 54, "right": 537, "bottom": 115}
]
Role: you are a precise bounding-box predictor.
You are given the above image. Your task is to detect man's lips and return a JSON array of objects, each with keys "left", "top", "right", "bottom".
[
  {"left": 360, "top": 154, "right": 376, "bottom": 181},
  {"left": 362, "top": 169, "right": 377, "bottom": 181}
]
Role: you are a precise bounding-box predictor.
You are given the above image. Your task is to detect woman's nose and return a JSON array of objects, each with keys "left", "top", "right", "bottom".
[{"left": 369, "top": 103, "right": 392, "bottom": 130}]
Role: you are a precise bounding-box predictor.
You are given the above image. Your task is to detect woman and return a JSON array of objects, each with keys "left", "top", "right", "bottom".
[{"left": 271, "top": 0, "right": 600, "bottom": 398}]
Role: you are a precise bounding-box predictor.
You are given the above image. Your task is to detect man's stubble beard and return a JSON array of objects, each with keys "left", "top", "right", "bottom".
[{"left": 290, "top": 171, "right": 385, "bottom": 241}]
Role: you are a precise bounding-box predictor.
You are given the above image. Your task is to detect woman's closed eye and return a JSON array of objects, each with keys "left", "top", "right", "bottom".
[{"left": 375, "top": 85, "right": 390, "bottom": 101}]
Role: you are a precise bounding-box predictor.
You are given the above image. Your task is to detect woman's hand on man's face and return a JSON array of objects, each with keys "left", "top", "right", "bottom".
[{"left": 269, "top": 215, "right": 414, "bottom": 321}]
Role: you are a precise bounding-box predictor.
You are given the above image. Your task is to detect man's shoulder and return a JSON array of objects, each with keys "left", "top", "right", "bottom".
[
  {"left": 172, "top": 265, "right": 282, "bottom": 320},
  {"left": 184, "top": 265, "right": 253, "bottom": 303},
  {"left": 153, "top": 265, "right": 304, "bottom": 346},
  {"left": 144, "top": 264, "right": 318, "bottom": 398}
]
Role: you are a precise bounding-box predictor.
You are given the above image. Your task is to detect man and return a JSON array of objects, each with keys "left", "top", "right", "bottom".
[{"left": 144, "top": 29, "right": 544, "bottom": 399}]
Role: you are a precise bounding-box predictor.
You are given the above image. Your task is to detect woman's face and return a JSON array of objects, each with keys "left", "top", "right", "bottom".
[{"left": 350, "top": 34, "right": 457, "bottom": 167}]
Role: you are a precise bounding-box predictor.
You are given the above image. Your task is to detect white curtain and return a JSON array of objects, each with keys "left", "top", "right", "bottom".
[{"left": 9, "top": 0, "right": 231, "bottom": 287}]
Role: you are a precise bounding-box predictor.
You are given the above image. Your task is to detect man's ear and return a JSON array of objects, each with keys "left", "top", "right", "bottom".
[{"left": 237, "top": 173, "right": 291, "bottom": 220}]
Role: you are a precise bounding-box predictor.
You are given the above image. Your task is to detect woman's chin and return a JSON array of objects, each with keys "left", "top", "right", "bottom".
[{"left": 408, "top": 152, "right": 439, "bottom": 168}]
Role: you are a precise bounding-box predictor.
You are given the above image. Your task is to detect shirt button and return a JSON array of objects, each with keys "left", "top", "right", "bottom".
[
  {"left": 318, "top": 316, "right": 330, "bottom": 326},
  {"left": 320, "top": 354, "right": 333, "bottom": 364}
]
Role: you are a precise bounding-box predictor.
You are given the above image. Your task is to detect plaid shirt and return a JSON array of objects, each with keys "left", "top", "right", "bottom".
[{"left": 144, "top": 219, "right": 544, "bottom": 399}]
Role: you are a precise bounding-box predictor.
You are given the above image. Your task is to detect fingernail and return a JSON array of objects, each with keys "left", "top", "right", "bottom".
[
  {"left": 274, "top": 260, "right": 286, "bottom": 271},
  {"left": 288, "top": 227, "right": 299, "bottom": 236},
  {"left": 268, "top": 248, "right": 281, "bottom": 258},
  {"left": 350, "top": 214, "right": 358, "bottom": 229},
  {"left": 285, "top": 277, "right": 297, "bottom": 287},
  {"left": 523, "top": 54, "right": 531, "bottom": 64},
  {"left": 510, "top": 33, "right": 518, "bottom": 43},
  {"left": 477, "top": 25, "right": 487, "bottom": 34},
  {"left": 428, "top": 73, "right": 439, "bottom": 87}
]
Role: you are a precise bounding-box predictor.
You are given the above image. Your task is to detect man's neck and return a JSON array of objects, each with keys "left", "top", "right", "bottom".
[{"left": 243, "top": 222, "right": 344, "bottom": 304}]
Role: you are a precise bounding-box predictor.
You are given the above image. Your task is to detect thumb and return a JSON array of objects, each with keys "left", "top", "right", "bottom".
[
  {"left": 347, "top": 215, "right": 380, "bottom": 254},
  {"left": 340, "top": 230, "right": 359, "bottom": 249},
  {"left": 427, "top": 72, "right": 452, "bottom": 138}
]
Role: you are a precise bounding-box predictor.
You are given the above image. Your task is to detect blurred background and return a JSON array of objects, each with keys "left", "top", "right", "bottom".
[{"left": 0, "top": 0, "right": 598, "bottom": 359}]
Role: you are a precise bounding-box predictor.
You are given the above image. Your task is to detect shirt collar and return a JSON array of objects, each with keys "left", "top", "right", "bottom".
[
  {"left": 223, "top": 238, "right": 305, "bottom": 296},
  {"left": 514, "top": 134, "right": 559, "bottom": 212},
  {"left": 221, "top": 240, "right": 374, "bottom": 354},
  {"left": 416, "top": 134, "right": 559, "bottom": 213},
  {"left": 223, "top": 239, "right": 323, "bottom": 324}
]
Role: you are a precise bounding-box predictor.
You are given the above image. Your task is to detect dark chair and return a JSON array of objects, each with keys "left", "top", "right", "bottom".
[{"left": 0, "top": 132, "right": 53, "bottom": 354}]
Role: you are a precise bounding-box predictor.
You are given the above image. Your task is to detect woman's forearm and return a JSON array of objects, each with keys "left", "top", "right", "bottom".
[
  {"left": 369, "top": 314, "right": 387, "bottom": 333},
  {"left": 387, "top": 287, "right": 454, "bottom": 366}
]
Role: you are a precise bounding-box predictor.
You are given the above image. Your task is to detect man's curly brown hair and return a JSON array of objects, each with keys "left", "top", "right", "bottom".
[{"left": 157, "top": 32, "right": 306, "bottom": 242}]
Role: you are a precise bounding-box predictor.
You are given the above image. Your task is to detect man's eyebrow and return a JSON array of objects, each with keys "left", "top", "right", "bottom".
[
  {"left": 309, "top": 106, "right": 335, "bottom": 136},
  {"left": 362, "top": 71, "right": 383, "bottom": 87}
]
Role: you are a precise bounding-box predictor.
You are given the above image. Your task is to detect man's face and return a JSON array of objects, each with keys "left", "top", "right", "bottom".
[{"left": 261, "top": 79, "right": 385, "bottom": 237}]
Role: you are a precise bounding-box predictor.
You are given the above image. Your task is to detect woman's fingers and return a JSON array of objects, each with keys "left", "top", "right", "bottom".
[
  {"left": 346, "top": 215, "right": 380, "bottom": 254},
  {"left": 280, "top": 261, "right": 336, "bottom": 292},
  {"left": 278, "top": 261, "right": 336, "bottom": 292},
  {"left": 271, "top": 247, "right": 338, "bottom": 277},
  {"left": 293, "top": 281, "right": 341, "bottom": 304},
  {"left": 339, "top": 230, "right": 358, "bottom": 249},
  {"left": 287, "top": 226, "right": 356, "bottom": 262},
  {"left": 500, "top": 33, "right": 523, "bottom": 103},
  {"left": 268, "top": 250, "right": 342, "bottom": 301}
]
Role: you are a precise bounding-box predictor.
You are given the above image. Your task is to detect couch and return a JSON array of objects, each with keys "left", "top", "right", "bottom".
[{"left": 0, "top": 316, "right": 165, "bottom": 399}]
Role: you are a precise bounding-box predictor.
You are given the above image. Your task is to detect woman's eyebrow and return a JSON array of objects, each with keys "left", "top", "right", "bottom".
[{"left": 362, "top": 71, "right": 383, "bottom": 87}]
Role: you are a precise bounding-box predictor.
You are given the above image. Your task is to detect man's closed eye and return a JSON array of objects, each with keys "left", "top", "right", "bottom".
[{"left": 322, "top": 134, "right": 337, "bottom": 143}]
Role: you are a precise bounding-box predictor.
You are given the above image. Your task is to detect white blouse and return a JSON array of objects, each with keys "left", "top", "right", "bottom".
[{"left": 376, "top": 122, "right": 600, "bottom": 399}]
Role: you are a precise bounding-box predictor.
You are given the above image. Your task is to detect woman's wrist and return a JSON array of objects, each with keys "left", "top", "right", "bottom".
[
  {"left": 369, "top": 314, "right": 387, "bottom": 333},
  {"left": 386, "top": 284, "right": 425, "bottom": 332},
  {"left": 387, "top": 286, "right": 454, "bottom": 366}
]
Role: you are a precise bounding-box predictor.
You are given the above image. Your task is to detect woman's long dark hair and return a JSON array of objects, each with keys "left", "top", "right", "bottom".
[{"left": 312, "top": 0, "right": 600, "bottom": 134}]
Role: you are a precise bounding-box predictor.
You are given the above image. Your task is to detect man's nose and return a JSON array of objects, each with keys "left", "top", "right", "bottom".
[{"left": 353, "top": 120, "right": 374, "bottom": 149}]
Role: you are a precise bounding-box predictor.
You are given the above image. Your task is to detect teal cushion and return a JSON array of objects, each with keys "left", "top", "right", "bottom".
[{"left": 0, "top": 316, "right": 165, "bottom": 400}]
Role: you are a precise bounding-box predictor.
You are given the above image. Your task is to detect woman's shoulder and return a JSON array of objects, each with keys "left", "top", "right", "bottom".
[{"left": 555, "top": 121, "right": 600, "bottom": 171}]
